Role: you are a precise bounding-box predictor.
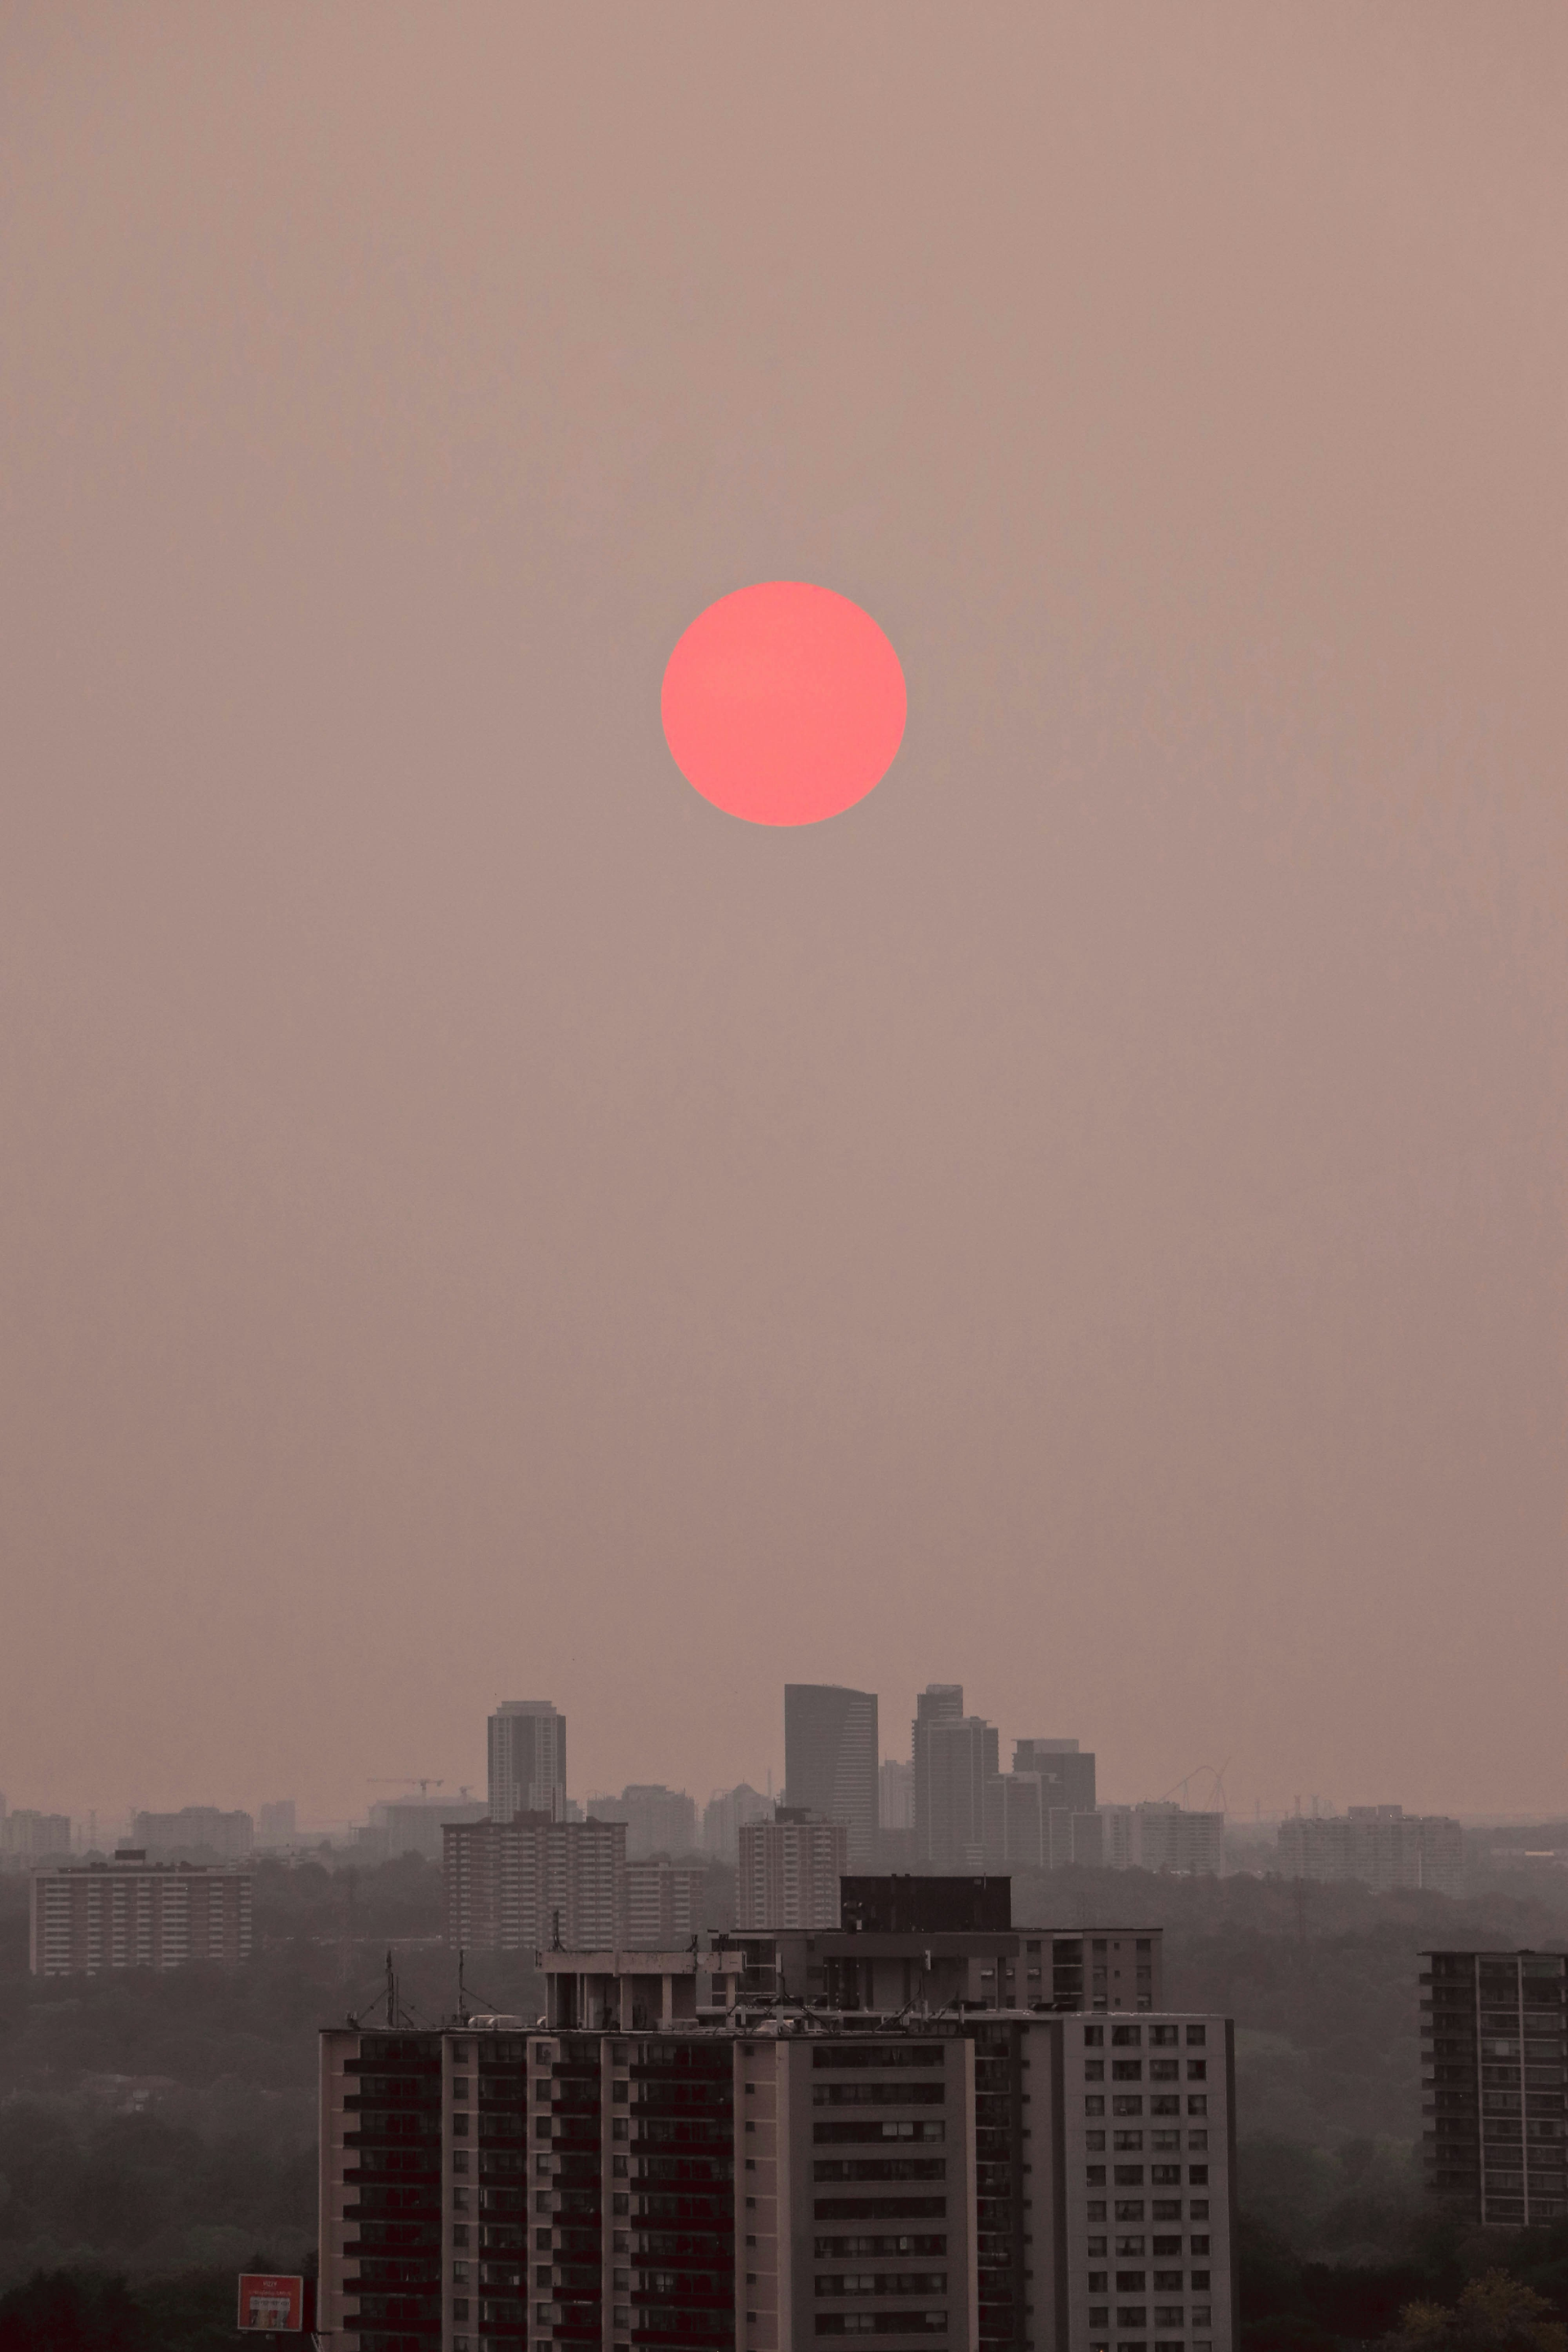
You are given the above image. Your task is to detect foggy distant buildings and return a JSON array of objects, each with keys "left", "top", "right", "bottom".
[
  {"left": 1422, "top": 1947, "right": 1566, "bottom": 2229},
  {"left": 879, "top": 1755, "right": 913, "bottom": 1829},
  {"left": 783, "top": 1683, "right": 878, "bottom": 1869},
  {"left": 132, "top": 1806, "right": 254, "bottom": 1861},
  {"left": 0, "top": 1805, "right": 72, "bottom": 1863},
  {"left": 985, "top": 1771, "right": 1103, "bottom": 1872},
  {"left": 31, "top": 1851, "right": 252, "bottom": 1976},
  {"left": 587, "top": 1784, "right": 698, "bottom": 1858},
  {"left": 1279, "top": 1805, "right": 1462, "bottom": 1896},
  {"left": 1098, "top": 1803, "right": 1226, "bottom": 1878},
  {"left": 488, "top": 1699, "right": 568, "bottom": 1823},
  {"left": 356, "top": 1792, "right": 488, "bottom": 1863},
  {"left": 443, "top": 1814, "right": 626, "bottom": 1952},
  {"left": 913, "top": 1685, "right": 998, "bottom": 1869},
  {"left": 701, "top": 1780, "right": 771, "bottom": 1862},
  {"left": 1013, "top": 1736, "right": 1098, "bottom": 1815},
  {"left": 257, "top": 1799, "right": 296, "bottom": 1844},
  {"left": 624, "top": 1857, "right": 705, "bottom": 1945},
  {"left": 443, "top": 1813, "right": 706, "bottom": 1951},
  {"left": 736, "top": 1807, "right": 847, "bottom": 1929}
]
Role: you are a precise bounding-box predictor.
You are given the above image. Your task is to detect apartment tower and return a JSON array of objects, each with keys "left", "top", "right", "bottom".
[
  {"left": 318, "top": 2005, "right": 1235, "bottom": 2352},
  {"left": 783, "top": 1686, "right": 879, "bottom": 1872},
  {"left": 488, "top": 1702, "right": 568, "bottom": 1824},
  {"left": 1421, "top": 1949, "right": 1566, "bottom": 2229}
]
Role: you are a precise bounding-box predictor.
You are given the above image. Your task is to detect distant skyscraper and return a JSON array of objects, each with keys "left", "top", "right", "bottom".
[
  {"left": 782, "top": 1685, "right": 878, "bottom": 1869},
  {"left": 912, "top": 1686, "right": 998, "bottom": 1869},
  {"left": 487, "top": 1699, "right": 567, "bottom": 1823},
  {"left": 702, "top": 1780, "right": 771, "bottom": 1862},
  {"left": 257, "top": 1800, "right": 296, "bottom": 1844},
  {"left": 1013, "top": 1737, "right": 1098, "bottom": 1815},
  {"left": 879, "top": 1757, "right": 914, "bottom": 1831},
  {"left": 587, "top": 1784, "right": 699, "bottom": 1859},
  {"left": 984, "top": 1772, "right": 1102, "bottom": 1871}
]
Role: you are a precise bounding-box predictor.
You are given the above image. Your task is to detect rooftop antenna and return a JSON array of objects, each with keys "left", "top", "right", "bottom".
[{"left": 385, "top": 1949, "right": 398, "bottom": 2027}]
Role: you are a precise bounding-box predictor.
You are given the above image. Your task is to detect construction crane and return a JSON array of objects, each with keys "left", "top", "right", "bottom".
[{"left": 368, "top": 1778, "right": 445, "bottom": 1797}]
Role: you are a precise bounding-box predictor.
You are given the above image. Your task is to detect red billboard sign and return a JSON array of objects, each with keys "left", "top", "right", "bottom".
[{"left": 237, "top": 2274, "right": 310, "bottom": 2332}]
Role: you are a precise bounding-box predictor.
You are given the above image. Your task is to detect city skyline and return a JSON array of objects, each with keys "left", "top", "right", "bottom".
[{"left": 3, "top": 8, "right": 1564, "bottom": 1842}]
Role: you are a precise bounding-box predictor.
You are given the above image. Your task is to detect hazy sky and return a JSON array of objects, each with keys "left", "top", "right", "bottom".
[{"left": 3, "top": 3, "right": 1565, "bottom": 1827}]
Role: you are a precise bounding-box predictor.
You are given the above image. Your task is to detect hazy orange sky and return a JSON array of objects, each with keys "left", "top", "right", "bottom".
[{"left": 2, "top": 2, "right": 1565, "bottom": 1827}]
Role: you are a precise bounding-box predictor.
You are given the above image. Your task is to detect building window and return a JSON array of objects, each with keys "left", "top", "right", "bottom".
[
  {"left": 1187, "top": 2061, "right": 1207, "bottom": 2081},
  {"left": 1186, "top": 2026, "right": 1206, "bottom": 2046}
]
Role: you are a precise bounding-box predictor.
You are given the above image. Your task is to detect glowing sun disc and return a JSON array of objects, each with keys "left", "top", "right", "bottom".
[{"left": 662, "top": 580, "right": 906, "bottom": 826}]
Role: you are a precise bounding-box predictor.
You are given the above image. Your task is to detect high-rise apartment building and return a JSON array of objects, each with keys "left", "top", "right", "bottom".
[
  {"left": 914, "top": 1688, "right": 1000, "bottom": 1871},
  {"left": 783, "top": 1686, "right": 879, "bottom": 1871},
  {"left": 131, "top": 1806, "right": 254, "bottom": 1860},
  {"left": 703, "top": 1783, "right": 772, "bottom": 1864},
  {"left": 880, "top": 1758, "right": 915, "bottom": 1831},
  {"left": 1420, "top": 1949, "right": 1566, "bottom": 2229},
  {"left": 1013, "top": 1741, "right": 1098, "bottom": 1816},
  {"left": 318, "top": 2002, "right": 1234, "bottom": 2352},
  {"left": 258, "top": 1800, "right": 298, "bottom": 1844},
  {"left": 624, "top": 1860, "right": 706, "bottom": 1947},
  {"left": 488, "top": 1702, "right": 568, "bottom": 1824},
  {"left": 587, "top": 1786, "right": 699, "bottom": 1860},
  {"left": 1279, "top": 1809, "right": 1462, "bottom": 1897},
  {"left": 31, "top": 1852, "right": 252, "bottom": 1976},
  {"left": 443, "top": 1815, "right": 626, "bottom": 1953},
  {"left": 737, "top": 1809, "right": 848, "bottom": 1930},
  {"left": 363, "top": 1796, "right": 491, "bottom": 1864}
]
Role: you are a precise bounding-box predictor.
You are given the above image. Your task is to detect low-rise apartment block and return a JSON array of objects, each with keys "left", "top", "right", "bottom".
[{"left": 31, "top": 1851, "right": 252, "bottom": 1976}]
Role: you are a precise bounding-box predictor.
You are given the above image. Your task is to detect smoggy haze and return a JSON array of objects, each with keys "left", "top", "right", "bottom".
[{"left": 2, "top": 3, "right": 1565, "bottom": 1825}]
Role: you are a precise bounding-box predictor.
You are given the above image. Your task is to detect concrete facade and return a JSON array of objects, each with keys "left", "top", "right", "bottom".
[
  {"left": 317, "top": 2006, "right": 1233, "bottom": 2352},
  {"left": 31, "top": 1855, "right": 252, "bottom": 1976}
]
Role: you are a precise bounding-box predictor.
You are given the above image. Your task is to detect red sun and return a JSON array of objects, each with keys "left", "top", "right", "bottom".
[{"left": 661, "top": 581, "right": 906, "bottom": 826}]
